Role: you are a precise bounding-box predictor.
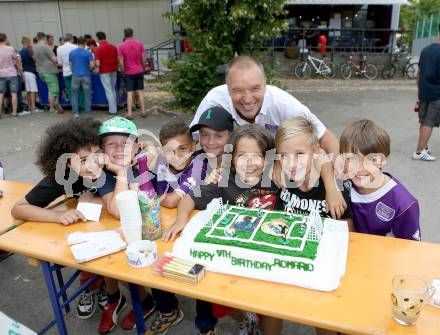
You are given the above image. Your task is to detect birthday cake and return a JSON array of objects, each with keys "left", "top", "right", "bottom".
[{"left": 173, "top": 198, "right": 349, "bottom": 291}]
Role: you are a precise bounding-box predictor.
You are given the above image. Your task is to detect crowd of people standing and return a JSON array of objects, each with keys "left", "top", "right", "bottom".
[{"left": 0, "top": 28, "right": 148, "bottom": 119}]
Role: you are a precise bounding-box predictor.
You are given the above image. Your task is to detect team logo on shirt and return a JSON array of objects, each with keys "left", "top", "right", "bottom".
[
  {"left": 182, "top": 177, "right": 196, "bottom": 191},
  {"left": 375, "top": 202, "right": 395, "bottom": 221}
]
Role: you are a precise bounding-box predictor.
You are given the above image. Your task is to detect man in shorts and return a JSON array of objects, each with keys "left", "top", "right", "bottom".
[
  {"left": 34, "top": 32, "right": 63, "bottom": 114},
  {"left": 413, "top": 24, "right": 440, "bottom": 161},
  {"left": 118, "top": 28, "right": 146, "bottom": 119},
  {"left": 20, "top": 36, "right": 39, "bottom": 113},
  {"left": 0, "top": 33, "right": 19, "bottom": 117}
]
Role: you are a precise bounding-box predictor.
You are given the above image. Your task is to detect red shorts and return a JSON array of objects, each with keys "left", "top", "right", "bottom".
[{"left": 212, "top": 304, "right": 262, "bottom": 319}]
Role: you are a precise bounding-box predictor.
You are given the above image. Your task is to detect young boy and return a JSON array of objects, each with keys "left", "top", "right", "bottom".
[
  {"left": 96, "top": 116, "right": 156, "bottom": 334},
  {"left": 275, "top": 117, "right": 352, "bottom": 222},
  {"left": 152, "top": 118, "right": 208, "bottom": 208},
  {"left": 190, "top": 106, "right": 234, "bottom": 169},
  {"left": 275, "top": 117, "right": 353, "bottom": 335},
  {"left": 138, "top": 119, "right": 215, "bottom": 335},
  {"left": 339, "top": 119, "right": 420, "bottom": 240},
  {"left": 11, "top": 119, "right": 108, "bottom": 319}
]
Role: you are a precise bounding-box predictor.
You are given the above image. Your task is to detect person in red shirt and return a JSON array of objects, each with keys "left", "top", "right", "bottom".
[
  {"left": 318, "top": 32, "right": 327, "bottom": 55},
  {"left": 95, "top": 31, "right": 118, "bottom": 114}
]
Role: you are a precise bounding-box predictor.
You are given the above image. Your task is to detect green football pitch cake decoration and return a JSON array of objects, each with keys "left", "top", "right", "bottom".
[{"left": 194, "top": 205, "right": 324, "bottom": 260}]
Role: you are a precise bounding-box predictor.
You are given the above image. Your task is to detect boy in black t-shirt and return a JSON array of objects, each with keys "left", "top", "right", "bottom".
[
  {"left": 275, "top": 117, "right": 352, "bottom": 335},
  {"left": 12, "top": 119, "right": 103, "bottom": 225},
  {"left": 11, "top": 119, "right": 108, "bottom": 319},
  {"left": 275, "top": 117, "right": 352, "bottom": 221}
]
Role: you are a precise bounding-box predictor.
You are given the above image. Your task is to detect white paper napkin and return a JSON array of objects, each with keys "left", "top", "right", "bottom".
[{"left": 77, "top": 202, "right": 103, "bottom": 222}]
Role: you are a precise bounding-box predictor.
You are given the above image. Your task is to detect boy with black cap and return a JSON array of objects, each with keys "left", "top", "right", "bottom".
[{"left": 190, "top": 106, "right": 234, "bottom": 170}]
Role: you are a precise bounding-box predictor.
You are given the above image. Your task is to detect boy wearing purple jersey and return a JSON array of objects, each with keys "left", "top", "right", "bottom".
[
  {"left": 339, "top": 119, "right": 421, "bottom": 240},
  {"left": 152, "top": 119, "right": 208, "bottom": 208}
]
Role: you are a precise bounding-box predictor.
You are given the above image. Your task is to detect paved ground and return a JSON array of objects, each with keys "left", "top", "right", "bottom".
[{"left": 0, "top": 79, "right": 437, "bottom": 334}]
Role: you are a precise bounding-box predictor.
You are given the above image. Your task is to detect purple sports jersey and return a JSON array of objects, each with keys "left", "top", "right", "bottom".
[
  {"left": 152, "top": 152, "right": 208, "bottom": 196},
  {"left": 348, "top": 174, "right": 421, "bottom": 241}
]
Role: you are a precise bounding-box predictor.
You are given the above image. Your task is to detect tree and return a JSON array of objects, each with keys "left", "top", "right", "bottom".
[
  {"left": 399, "top": 0, "right": 440, "bottom": 43},
  {"left": 164, "top": 0, "right": 288, "bottom": 111}
]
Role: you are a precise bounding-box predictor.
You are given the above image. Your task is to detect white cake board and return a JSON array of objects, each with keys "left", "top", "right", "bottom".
[{"left": 173, "top": 199, "right": 349, "bottom": 292}]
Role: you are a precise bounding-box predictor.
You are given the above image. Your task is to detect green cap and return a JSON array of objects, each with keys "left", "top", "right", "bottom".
[{"left": 98, "top": 116, "right": 138, "bottom": 138}]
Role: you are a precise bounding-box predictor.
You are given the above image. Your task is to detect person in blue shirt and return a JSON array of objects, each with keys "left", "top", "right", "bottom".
[
  {"left": 413, "top": 24, "right": 440, "bottom": 161},
  {"left": 19, "top": 36, "right": 39, "bottom": 113},
  {"left": 69, "top": 36, "right": 94, "bottom": 117}
]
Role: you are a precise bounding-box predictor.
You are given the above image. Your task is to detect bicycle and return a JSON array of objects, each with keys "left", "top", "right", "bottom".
[
  {"left": 340, "top": 54, "right": 378, "bottom": 80},
  {"left": 294, "top": 54, "right": 337, "bottom": 79},
  {"left": 381, "top": 53, "right": 418, "bottom": 79}
]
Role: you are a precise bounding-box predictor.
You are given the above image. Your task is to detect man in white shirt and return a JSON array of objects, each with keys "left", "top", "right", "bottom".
[
  {"left": 191, "top": 55, "right": 338, "bottom": 155},
  {"left": 191, "top": 55, "right": 346, "bottom": 219},
  {"left": 57, "top": 33, "right": 78, "bottom": 103}
]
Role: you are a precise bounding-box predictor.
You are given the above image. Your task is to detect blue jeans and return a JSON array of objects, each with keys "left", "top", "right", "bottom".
[
  {"left": 99, "top": 72, "right": 117, "bottom": 113},
  {"left": 71, "top": 76, "right": 92, "bottom": 114},
  {"left": 0, "top": 76, "right": 19, "bottom": 94}
]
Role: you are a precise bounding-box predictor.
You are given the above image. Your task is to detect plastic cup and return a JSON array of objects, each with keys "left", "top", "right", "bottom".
[
  {"left": 116, "top": 190, "right": 142, "bottom": 243},
  {"left": 121, "top": 226, "right": 142, "bottom": 244}
]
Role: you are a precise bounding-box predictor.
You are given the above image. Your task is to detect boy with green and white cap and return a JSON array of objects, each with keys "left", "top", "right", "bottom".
[{"left": 96, "top": 116, "right": 156, "bottom": 334}]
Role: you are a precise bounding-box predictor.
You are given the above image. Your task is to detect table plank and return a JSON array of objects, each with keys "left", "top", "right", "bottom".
[
  {"left": 0, "top": 180, "right": 34, "bottom": 234},
  {"left": 0, "top": 205, "right": 439, "bottom": 334}
]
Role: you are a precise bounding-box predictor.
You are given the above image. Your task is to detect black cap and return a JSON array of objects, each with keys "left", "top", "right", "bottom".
[{"left": 190, "top": 106, "right": 234, "bottom": 133}]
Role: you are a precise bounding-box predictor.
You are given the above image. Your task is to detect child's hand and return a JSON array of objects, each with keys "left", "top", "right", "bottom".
[
  {"left": 103, "top": 154, "right": 126, "bottom": 175},
  {"left": 162, "top": 221, "right": 186, "bottom": 242},
  {"left": 56, "top": 209, "right": 86, "bottom": 226},
  {"left": 271, "top": 160, "right": 287, "bottom": 188},
  {"left": 137, "top": 140, "right": 160, "bottom": 169},
  {"left": 326, "top": 187, "right": 347, "bottom": 219}
]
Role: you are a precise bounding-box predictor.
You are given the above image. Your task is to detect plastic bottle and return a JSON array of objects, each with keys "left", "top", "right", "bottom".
[{"left": 137, "top": 154, "right": 162, "bottom": 240}]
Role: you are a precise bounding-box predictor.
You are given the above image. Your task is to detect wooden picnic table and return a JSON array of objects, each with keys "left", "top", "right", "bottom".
[
  {"left": 0, "top": 181, "right": 439, "bottom": 334},
  {"left": 0, "top": 180, "right": 33, "bottom": 234}
]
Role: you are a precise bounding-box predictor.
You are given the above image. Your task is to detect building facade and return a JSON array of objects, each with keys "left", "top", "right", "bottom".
[{"left": 0, "top": 0, "right": 172, "bottom": 49}]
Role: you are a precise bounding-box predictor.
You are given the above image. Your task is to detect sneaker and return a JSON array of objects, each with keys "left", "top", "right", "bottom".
[
  {"left": 0, "top": 250, "right": 12, "bottom": 262},
  {"left": 97, "top": 284, "right": 108, "bottom": 310},
  {"left": 73, "top": 113, "right": 80, "bottom": 118},
  {"left": 426, "top": 146, "right": 432, "bottom": 155},
  {"left": 76, "top": 288, "right": 96, "bottom": 319},
  {"left": 412, "top": 149, "right": 436, "bottom": 161},
  {"left": 145, "top": 309, "right": 184, "bottom": 335},
  {"left": 19, "top": 111, "right": 31, "bottom": 116},
  {"left": 239, "top": 313, "right": 260, "bottom": 335},
  {"left": 120, "top": 303, "right": 155, "bottom": 330},
  {"left": 98, "top": 294, "right": 127, "bottom": 334},
  {"left": 32, "top": 108, "right": 42, "bottom": 113}
]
